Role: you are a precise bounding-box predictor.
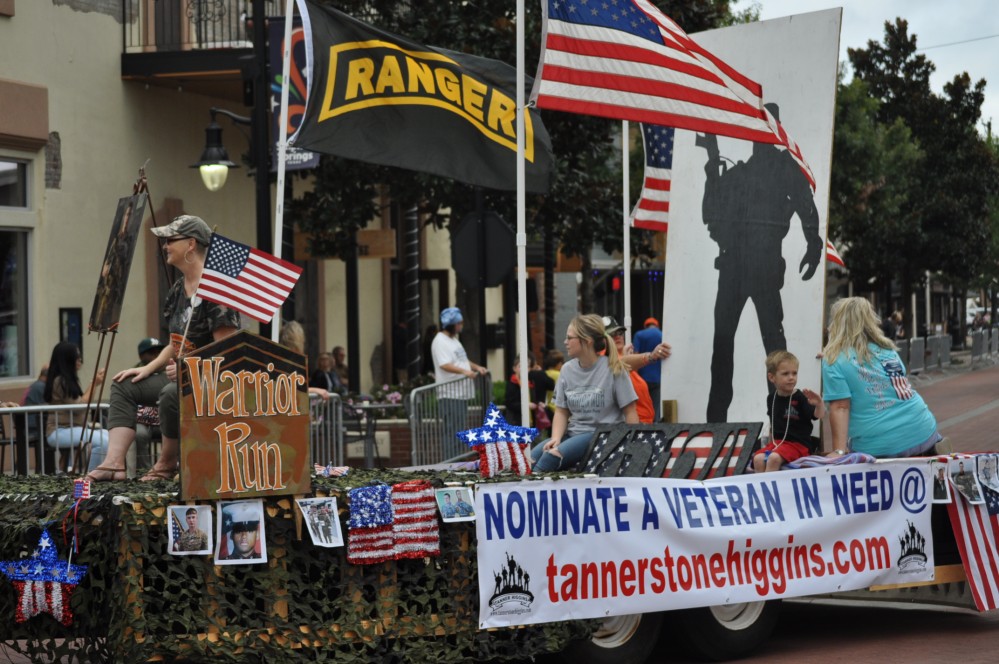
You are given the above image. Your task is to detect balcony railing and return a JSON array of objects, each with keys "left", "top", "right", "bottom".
[{"left": 123, "top": 0, "right": 279, "bottom": 53}]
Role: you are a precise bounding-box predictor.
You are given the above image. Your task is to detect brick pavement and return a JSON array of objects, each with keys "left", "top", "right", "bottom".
[{"left": 914, "top": 359, "right": 999, "bottom": 454}]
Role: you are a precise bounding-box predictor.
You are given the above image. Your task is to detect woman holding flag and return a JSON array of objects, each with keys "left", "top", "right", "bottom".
[{"left": 86, "top": 215, "right": 241, "bottom": 482}]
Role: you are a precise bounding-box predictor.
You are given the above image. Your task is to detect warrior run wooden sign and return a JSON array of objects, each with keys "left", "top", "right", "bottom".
[{"left": 179, "top": 330, "right": 311, "bottom": 500}]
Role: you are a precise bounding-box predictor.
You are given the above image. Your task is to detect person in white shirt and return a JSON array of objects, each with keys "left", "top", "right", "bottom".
[{"left": 431, "top": 307, "right": 487, "bottom": 458}]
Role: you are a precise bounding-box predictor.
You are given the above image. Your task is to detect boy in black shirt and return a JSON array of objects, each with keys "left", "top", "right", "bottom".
[{"left": 754, "top": 350, "right": 825, "bottom": 473}]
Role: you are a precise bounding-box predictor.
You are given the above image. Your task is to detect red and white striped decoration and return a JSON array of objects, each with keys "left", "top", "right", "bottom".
[
  {"left": 475, "top": 441, "right": 532, "bottom": 478},
  {"left": 391, "top": 480, "right": 440, "bottom": 560}
]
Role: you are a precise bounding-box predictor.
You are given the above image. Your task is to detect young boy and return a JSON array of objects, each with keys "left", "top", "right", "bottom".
[{"left": 754, "top": 350, "right": 825, "bottom": 473}]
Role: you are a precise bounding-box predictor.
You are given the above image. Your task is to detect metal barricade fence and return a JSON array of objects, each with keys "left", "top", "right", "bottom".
[
  {"left": 971, "top": 330, "right": 986, "bottom": 364},
  {"left": 924, "top": 336, "right": 941, "bottom": 371},
  {"left": 992, "top": 327, "right": 999, "bottom": 357},
  {"left": 907, "top": 337, "right": 925, "bottom": 374},
  {"left": 0, "top": 403, "right": 110, "bottom": 476},
  {"left": 309, "top": 393, "right": 344, "bottom": 467},
  {"left": 939, "top": 335, "right": 951, "bottom": 367},
  {"left": 896, "top": 339, "right": 910, "bottom": 368},
  {"left": 408, "top": 373, "right": 492, "bottom": 466}
]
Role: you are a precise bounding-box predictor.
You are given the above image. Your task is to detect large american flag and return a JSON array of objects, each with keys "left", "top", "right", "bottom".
[
  {"left": 631, "top": 124, "right": 673, "bottom": 232},
  {"left": 947, "top": 455, "right": 999, "bottom": 611},
  {"left": 196, "top": 233, "right": 303, "bottom": 323},
  {"left": 533, "top": 0, "right": 814, "bottom": 189}
]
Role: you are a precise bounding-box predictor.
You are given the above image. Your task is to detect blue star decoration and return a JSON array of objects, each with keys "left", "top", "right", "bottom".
[
  {"left": 457, "top": 403, "right": 539, "bottom": 447},
  {"left": 1, "top": 529, "right": 88, "bottom": 626}
]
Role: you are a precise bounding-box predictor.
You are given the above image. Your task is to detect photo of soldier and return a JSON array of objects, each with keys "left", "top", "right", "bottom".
[
  {"left": 436, "top": 488, "right": 476, "bottom": 522},
  {"left": 215, "top": 499, "right": 267, "bottom": 564},
  {"left": 89, "top": 193, "right": 148, "bottom": 332},
  {"left": 951, "top": 459, "right": 985, "bottom": 504},
  {"left": 931, "top": 461, "right": 951, "bottom": 503},
  {"left": 169, "top": 505, "right": 212, "bottom": 555},
  {"left": 295, "top": 497, "right": 344, "bottom": 548}
]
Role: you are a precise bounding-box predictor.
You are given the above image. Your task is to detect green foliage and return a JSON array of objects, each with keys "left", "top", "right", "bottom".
[
  {"left": 0, "top": 473, "right": 593, "bottom": 663},
  {"left": 842, "top": 18, "right": 999, "bottom": 300}
]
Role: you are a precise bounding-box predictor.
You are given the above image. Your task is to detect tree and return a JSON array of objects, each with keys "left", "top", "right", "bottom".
[{"left": 847, "top": 18, "right": 998, "bottom": 322}]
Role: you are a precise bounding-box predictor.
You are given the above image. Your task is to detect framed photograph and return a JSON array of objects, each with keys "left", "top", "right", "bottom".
[
  {"left": 951, "top": 458, "right": 985, "bottom": 504},
  {"left": 89, "top": 193, "right": 147, "bottom": 333},
  {"left": 435, "top": 487, "right": 476, "bottom": 522},
  {"left": 296, "top": 496, "right": 344, "bottom": 548},
  {"left": 930, "top": 460, "right": 951, "bottom": 504},
  {"left": 168, "top": 504, "right": 213, "bottom": 556},
  {"left": 215, "top": 499, "right": 267, "bottom": 565}
]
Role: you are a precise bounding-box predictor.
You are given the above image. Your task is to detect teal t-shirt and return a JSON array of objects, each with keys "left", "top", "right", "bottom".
[{"left": 822, "top": 343, "right": 937, "bottom": 457}]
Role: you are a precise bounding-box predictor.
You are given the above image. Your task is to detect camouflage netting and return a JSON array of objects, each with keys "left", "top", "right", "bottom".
[{"left": 0, "top": 470, "right": 594, "bottom": 663}]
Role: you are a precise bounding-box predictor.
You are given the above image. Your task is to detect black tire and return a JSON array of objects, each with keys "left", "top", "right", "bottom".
[
  {"left": 669, "top": 600, "right": 781, "bottom": 661},
  {"left": 557, "top": 612, "right": 664, "bottom": 664}
]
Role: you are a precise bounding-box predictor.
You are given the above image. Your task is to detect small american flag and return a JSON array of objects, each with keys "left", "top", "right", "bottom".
[
  {"left": 196, "top": 233, "right": 303, "bottom": 323},
  {"left": 532, "top": 0, "right": 814, "bottom": 189},
  {"left": 948, "top": 457, "right": 999, "bottom": 611},
  {"left": 881, "top": 358, "right": 913, "bottom": 401},
  {"left": 826, "top": 239, "right": 845, "bottom": 268},
  {"left": 170, "top": 511, "right": 183, "bottom": 545},
  {"left": 631, "top": 124, "right": 673, "bottom": 232}
]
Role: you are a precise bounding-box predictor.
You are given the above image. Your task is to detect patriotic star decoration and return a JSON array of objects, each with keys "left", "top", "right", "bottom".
[
  {"left": 456, "top": 403, "right": 539, "bottom": 447},
  {"left": 1, "top": 530, "right": 88, "bottom": 626}
]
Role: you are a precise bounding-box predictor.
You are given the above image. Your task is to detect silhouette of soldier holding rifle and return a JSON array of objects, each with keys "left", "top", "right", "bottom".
[{"left": 697, "top": 103, "right": 822, "bottom": 422}]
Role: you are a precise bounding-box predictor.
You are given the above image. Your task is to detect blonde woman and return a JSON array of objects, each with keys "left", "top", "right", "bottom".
[
  {"left": 822, "top": 297, "right": 941, "bottom": 458},
  {"left": 531, "top": 314, "right": 639, "bottom": 471}
]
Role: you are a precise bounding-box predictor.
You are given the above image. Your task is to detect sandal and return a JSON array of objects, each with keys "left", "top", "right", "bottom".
[
  {"left": 86, "top": 466, "right": 126, "bottom": 482},
  {"left": 139, "top": 467, "right": 178, "bottom": 482}
]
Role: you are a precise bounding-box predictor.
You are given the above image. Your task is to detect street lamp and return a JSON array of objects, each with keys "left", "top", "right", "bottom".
[{"left": 191, "top": 108, "right": 241, "bottom": 192}]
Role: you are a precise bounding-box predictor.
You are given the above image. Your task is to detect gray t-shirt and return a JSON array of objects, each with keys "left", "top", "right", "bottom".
[{"left": 555, "top": 356, "right": 638, "bottom": 437}]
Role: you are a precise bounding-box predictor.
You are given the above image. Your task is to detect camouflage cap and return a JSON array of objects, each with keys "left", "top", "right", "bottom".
[{"left": 150, "top": 214, "right": 212, "bottom": 246}]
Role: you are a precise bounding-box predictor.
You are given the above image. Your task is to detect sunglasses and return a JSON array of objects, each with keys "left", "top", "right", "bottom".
[{"left": 161, "top": 236, "right": 189, "bottom": 245}]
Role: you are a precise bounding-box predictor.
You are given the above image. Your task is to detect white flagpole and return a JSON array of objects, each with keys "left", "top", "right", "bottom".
[
  {"left": 622, "top": 120, "right": 632, "bottom": 346},
  {"left": 516, "top": 0, "right": 530, "bottom": 426},
  {"left": 271, "top": 0, "right": 297, "bottom": 342}
]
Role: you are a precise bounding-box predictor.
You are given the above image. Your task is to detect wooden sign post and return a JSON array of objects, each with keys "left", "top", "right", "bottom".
[{"left": 178, "top": 330, "right": 312, "bottom": 500}]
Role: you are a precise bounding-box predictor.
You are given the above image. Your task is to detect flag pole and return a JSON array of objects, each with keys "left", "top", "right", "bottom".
[
  {"left": 622, "top": 120, "right": 631, "bottom": 346},
  {"left": 516, "top": 0, "right": 530, "bottom": 426},
  {"left": 271, "top": 0, "right": 297, "bottom": 342}
]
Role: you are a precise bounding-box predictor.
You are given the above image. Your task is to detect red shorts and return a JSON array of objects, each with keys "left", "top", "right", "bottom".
[{"left": 755, "top": 439, "right": 810, "bottom": 463}]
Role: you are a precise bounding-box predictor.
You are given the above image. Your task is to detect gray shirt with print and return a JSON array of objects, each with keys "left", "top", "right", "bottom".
[{"left": 555, "top": 356, "right": 638, "bottom": 438}]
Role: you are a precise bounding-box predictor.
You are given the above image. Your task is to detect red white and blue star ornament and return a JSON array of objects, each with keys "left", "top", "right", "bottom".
[
  {"left": 1, "top": 529, "right": 88, "bottom": 626},
  {"left": 457, "top": 403, "right": 536, "bottom": 478}
]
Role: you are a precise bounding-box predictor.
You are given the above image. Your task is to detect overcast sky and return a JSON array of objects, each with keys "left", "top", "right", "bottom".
[{"left": 732, "top": 0, "right": 999, "bottom": 131}]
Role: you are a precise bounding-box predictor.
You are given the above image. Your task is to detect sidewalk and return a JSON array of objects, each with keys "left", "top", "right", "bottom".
[{"left": 913, "top": 353, "right": 999, "bottom": 454}]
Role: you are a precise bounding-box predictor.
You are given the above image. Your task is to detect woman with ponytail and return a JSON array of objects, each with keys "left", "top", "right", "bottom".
[{"left": 530, "top": 314, "right": 638, "bottom": 471}]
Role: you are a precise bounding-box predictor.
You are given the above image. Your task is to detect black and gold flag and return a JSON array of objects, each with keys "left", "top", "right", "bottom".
[{"left": 292, "top": 0, "right": 553, "bottom": 192}]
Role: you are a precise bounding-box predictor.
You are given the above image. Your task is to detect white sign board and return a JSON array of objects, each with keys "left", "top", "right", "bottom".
[
  {"left": 661, "top": 9, "right": 841, "bottom": 424},
  {"left": 477, "top": 461, "right": 933, "bottom": 628}
]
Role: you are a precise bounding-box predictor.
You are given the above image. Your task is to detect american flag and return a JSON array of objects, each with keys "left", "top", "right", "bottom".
[
  {"left": 533, "top": 0, "right": 814, "bottom": 189},
  {"left": 882, "top": 358, "right": 913, "bottom": 401},
  {"left": 196, "top": 233, "right": 303, "bottom": 323},
  {"left": 171, "top": 511, "right": 183, "bottom": 547},
  {"left": 826, "top": 239, "right": 845, "bottom": 267},
  {"left": 631, "top": 124, "right": 673, "bottom": 232},
  {"left": 947, "top": 457, "right": 999, "bottom": 611}
]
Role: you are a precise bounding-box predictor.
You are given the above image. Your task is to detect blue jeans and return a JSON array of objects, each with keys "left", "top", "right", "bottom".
[
  {"left": 531, "top": 431, "right": 595, "bottom": 472},
  {"left": 439, "top": 398, "right": 468, "bottom": 460},
  {"left": 47, "top": 427, "right": 111, "bottom": 472}
]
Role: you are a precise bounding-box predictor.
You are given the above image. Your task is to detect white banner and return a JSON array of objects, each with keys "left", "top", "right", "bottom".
[{"left": 476, "top": 460, "right": 934, "bottom": 628}]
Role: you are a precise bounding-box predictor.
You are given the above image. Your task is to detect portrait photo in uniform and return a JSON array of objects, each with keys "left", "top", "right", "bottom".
[
  {"left": 930, "top": 460, "right": 951, "bottom": 504},
  {"left": 168, "top": 504, "right": 213, "bottom": 556},
  {"left": 215, "top": 499, "right": 267, "bottom": 565},
  {"left": 89, "top": 193, "right": 148, "bottom": 332},
  {"left": 295, "top": 496, "right": 344, "bottom": 548},
  {"left": 436, "top": 487, "right": 476, "bottom": 522},
  {"left": 951, "top": 458, "right": 985, "bottom": 504},
  {"left": 976, "top": 454, "right": 999, "bottom": 493}
]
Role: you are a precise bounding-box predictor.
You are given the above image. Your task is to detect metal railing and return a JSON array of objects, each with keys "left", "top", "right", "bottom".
[
  {"left": 0, "top": 403, "right": 110, "bottom": 476},
  {"left": 123, "top": 0, "right": 279, "bottom": 54},
  {"left": 1, "top": 396, "right": 345, "bottom": 477},
  {"left": 408, "top": 373, "right": 492, "bottom": 466}
]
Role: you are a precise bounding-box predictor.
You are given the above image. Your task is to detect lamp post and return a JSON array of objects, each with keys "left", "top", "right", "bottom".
[{"left": 192, "top": 0, "right": 273, "bottom": 334}]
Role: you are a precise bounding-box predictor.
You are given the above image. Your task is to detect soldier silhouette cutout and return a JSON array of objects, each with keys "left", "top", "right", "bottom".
[{"left": 697, "top": 103, "right": 822, "bottom": 422}]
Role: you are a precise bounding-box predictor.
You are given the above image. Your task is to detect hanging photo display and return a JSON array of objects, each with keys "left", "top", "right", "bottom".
[
  {"left": 168, "top": 505, "right": 214, "bottom": 556},
  {"left": 296, "top": 497, "right": 344, "bottom": 548},
  {"left": 215, "top": 499, "right": 268, "bottom": 565}
]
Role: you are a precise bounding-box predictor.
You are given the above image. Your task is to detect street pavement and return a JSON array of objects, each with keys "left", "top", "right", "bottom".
[{"left": 913, "top": 355, "right": 999, "bottom": 454}]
